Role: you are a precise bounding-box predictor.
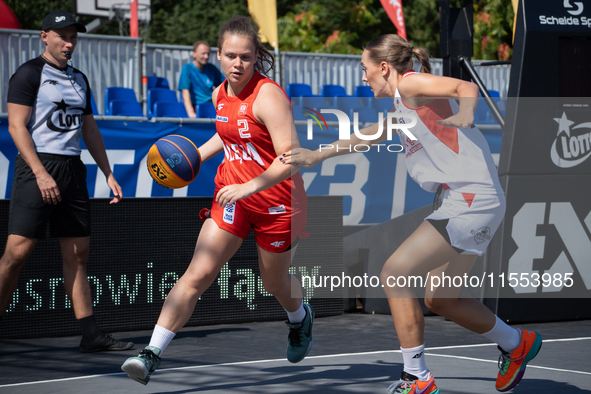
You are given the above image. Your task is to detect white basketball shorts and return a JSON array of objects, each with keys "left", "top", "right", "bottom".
[{"left": 425, "top": 189, "right": 506, "bottom": 256}]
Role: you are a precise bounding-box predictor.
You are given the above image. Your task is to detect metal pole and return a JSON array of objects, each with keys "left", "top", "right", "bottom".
[
  {"left": 459, "top": 56, "right": 505, "bottom": 129},
  {"left": 141, "top": 40, "right": 148, "bottom": 115},
  {"left": 130, "top": 0, "right": 139, "bottom": 38},
  {"left": 274, "top": 46, "right": 282, "bottom": 86}
]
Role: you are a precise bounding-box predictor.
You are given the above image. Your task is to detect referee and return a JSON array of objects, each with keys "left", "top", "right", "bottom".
[{"left": 0, "top": 10, "right": 133, "bottom": 353}]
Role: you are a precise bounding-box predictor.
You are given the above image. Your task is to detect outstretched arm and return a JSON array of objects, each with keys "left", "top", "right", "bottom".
[{"left": 282, "top": 113, "right": 391, "bottom": 168}]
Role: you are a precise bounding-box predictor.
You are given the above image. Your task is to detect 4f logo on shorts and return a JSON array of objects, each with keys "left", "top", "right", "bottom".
[
  {"left": 270, "top": 241, "right": 285, "bottom": 248},
  {"left": 223, "top": 202, "right": 236, "bottom": 224}
]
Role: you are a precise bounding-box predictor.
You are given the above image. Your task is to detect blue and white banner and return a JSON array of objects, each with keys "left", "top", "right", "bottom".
[{"left": 0, "top": 119, "right": 502, "bottom": 225}]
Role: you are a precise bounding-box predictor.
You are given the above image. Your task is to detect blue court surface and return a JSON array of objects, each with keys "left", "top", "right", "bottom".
[{"left": 1, "top": 314, "right": 590, "bottom": 393}]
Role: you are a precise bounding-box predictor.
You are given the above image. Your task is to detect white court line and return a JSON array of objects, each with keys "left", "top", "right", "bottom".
[
  {"left": 1, "top": 336, "right": 589, "bottom": 388},
  {"left": 426, "top": 353, "right": 591, "bottom": 376}
]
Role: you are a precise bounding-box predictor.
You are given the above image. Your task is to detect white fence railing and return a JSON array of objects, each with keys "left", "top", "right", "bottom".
[{"left": 1, "top": 29, "right": 511, "bottom": 116}]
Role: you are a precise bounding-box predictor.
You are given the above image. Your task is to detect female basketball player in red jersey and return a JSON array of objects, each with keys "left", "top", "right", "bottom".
[
  {"left": 283, "top": 34, "right": 542, "bottom": 394},
  {"left": 122, "top": 16, "right": 312, "bottom": 385}
]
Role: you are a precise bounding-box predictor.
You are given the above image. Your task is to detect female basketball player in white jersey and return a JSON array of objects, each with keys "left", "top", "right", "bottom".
[{"left": 283, "top": 34, "right": 542, "bottom": 394}]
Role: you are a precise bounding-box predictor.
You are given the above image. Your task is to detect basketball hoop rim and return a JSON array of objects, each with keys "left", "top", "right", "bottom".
[{"left": 109, "top": 2, "right": 151, "bottom": 23}]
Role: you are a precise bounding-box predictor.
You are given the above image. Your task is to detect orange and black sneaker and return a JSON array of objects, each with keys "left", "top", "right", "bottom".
[
  {"left": 387, "top": 371, "right": 439, "bottom": 394},
  {"left": 496, "top": 328, "right": 542, "bottom": 392}
]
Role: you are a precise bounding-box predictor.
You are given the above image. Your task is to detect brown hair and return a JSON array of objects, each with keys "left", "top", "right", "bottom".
[
  {"left": 193, "top": 41, "right": 210, "bottom": 51},
  {"left": 364, "top": 34, "right": 431, "bottom": 74},
  {"left": 217, "top": 15, "right": 274, "bottom": 76}
]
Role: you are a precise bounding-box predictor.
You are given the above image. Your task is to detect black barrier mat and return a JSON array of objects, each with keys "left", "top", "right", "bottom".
[{"left": 0, "top": 196, "right": 343, "bottom": 338}]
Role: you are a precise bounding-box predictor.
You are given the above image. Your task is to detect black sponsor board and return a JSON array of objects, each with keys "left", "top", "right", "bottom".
[
  {"left": 0, "top": 197, "right": 343, "bottom": 339},
  {"left": 509, "top": 0, "right": 591, "bottom": 98},
  {"left": 499, "top": 97, "right": 591, "bottom": 176},
  {"left": 485, "top": 175, "right": 591, "bottom": 323}
]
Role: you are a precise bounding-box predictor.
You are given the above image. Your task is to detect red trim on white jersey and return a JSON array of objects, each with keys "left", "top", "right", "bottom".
[{"left": 393, "top": 74, "right": 502, "bottom": 195}]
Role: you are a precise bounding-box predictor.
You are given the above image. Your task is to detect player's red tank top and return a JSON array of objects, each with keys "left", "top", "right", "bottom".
[{"left": 214, "top": 71, "right": 307, "bottom": 215}]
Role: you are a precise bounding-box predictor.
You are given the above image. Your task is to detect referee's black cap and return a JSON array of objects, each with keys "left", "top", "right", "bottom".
[{"left": 42, "top": 10, "right": 86, "bottom": 33}]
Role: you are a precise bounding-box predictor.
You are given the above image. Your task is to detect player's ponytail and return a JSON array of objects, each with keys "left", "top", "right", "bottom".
[
  {"left": 364, "top": 34, "right": 431, "bottom": 74},
  {"left": 411, "top": 46, "right": 431, "bottom": 74},
  {"left": 217, "top": 15, "right": 274, "bottom": 76}
]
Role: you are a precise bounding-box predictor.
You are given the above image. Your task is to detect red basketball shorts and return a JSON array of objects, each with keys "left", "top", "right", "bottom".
[{"left": 205, "top": 199, "right": 308, "bottom": 253}]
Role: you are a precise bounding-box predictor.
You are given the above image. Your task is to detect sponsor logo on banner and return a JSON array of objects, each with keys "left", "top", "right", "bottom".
[
  {"left": 550, "top": 112, "right": 591, "bottom": 168},
  {"left": 509, "top": 202, "right": 591, "bottom": 294},
  {"left": 216, "top": 115, "right": 228, "bottom": 122},
  {"left": 565, "top": 0, "right": 584, "bottom": 16},
  {"left": 238, "top": 103, "right": 248, "bottom": 116},
  {"left": 268, "top": 205, "right": 286, "bottom": 214},
  {"left": 538, "top": 0, "right": 591, "bottom": 27},
  {"left": 223, "top": 202, "right": 236, "bottom": 224}
]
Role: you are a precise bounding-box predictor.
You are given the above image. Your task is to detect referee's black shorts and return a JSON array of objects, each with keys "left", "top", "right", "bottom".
[{"left": 8, "top": 153, "right": 91, "bottom": 239}]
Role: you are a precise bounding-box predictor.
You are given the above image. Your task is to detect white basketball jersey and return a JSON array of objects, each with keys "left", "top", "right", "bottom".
[{"left": 394, "top": 72, "right": 503, "bottom": 195}]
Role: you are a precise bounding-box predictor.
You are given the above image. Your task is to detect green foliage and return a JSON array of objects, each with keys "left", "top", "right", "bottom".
[
  {"left": 5, "top": 0, "right": 72, "bottom": 31},
  {"left": 148, "top": 0, "right": 250, "bottom": 46},
  {"left": 276, "top": 0, "right": 441, "bottom": 56},
  {"left": 277, "top": 1, "right": 380, "bottom": 54},
  {"left": 401, "top": 0, "right": 441, "bottom": 57},
  {"left": 473, "top": 0, "right": 514, "bottom": 60}
]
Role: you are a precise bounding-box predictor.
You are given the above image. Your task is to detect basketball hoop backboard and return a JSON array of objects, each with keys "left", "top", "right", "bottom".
[{"left": 75, "top": 0, "right": 151, "bottom": 22}]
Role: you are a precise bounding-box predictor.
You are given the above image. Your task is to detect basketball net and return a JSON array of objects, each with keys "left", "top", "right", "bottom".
[{"left": 109, "top": 2, "right": 150, "bottom": 38}]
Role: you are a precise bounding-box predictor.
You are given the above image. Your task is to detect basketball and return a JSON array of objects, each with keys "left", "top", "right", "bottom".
[{"left": 147, "top": 135, "right": 201, "bottom": 189}]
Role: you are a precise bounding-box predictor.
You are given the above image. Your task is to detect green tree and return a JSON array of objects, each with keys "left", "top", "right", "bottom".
[
  {"left": 401, "top": 0, "right": 442, "bottom": 57},
  {"left": 148, "top": 0, "right": 250, "bottom": 46},
  {"left": 278, "top": 1, "right": 381, "bottom": 55},
  {"left": 473, "top": 0, "right": 514, "bottom": 60}
]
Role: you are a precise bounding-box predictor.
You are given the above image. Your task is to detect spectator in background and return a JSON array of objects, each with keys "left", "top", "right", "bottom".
[{"left": 178, "top": 41, "right": 224, "bottom": 118}]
